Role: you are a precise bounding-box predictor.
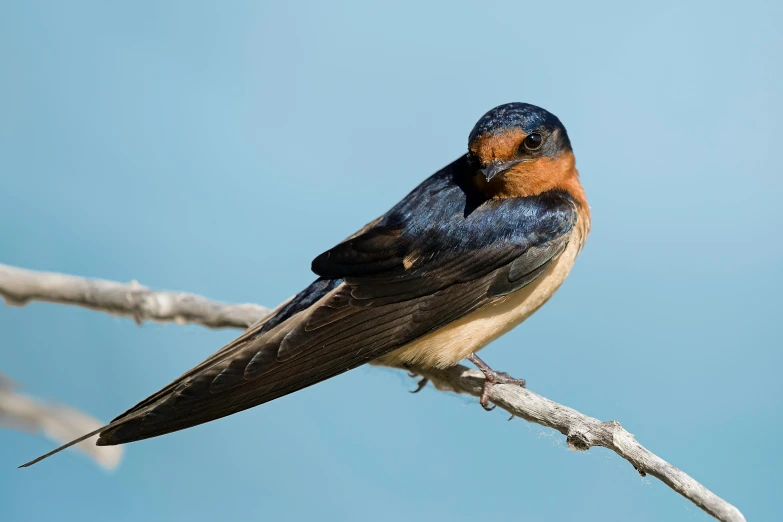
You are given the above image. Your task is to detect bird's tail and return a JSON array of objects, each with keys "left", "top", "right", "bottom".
[{"left": 18, "top": 298, "right": 290, "bottom": 468}]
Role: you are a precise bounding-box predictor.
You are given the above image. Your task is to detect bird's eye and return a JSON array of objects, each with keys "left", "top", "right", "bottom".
[{"left": 522, "top": 133, "right": 543, "bottom": 152}]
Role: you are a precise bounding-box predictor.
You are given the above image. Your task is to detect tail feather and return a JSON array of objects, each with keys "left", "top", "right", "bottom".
[
  {"left": 18, "top": 280, "right": 337, "bottom": 467},
  {"left": 19, "top": 419, "right": 121, "bottom": 468}
]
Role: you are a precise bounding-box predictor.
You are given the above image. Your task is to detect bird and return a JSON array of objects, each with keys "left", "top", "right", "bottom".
[{"left": 21, "top": 102, "right": 590, "bottom": 467}]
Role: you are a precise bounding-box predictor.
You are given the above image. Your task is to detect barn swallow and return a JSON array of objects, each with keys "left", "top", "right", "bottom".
[{"left": 21, "top": 102, "right": 590, "bottom": 467}]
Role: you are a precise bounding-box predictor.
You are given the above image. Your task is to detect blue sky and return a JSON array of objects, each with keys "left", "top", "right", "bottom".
[{"left": 1, "top": 1, "right": 780, "bottom": 521}]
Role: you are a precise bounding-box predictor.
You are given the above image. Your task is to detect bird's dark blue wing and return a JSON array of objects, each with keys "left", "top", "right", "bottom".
[{"left": 312, "top": 159, "right": 576, "bottom": 302}]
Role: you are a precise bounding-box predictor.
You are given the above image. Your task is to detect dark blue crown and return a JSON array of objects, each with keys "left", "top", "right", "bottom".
[{"left": 468, "top": 103, "right": 569, "bottom": 149}]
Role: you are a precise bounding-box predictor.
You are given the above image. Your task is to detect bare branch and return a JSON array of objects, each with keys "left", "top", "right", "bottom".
[
  {"left": 0, "top": 374, "right": 122, "bottom": 470},
  {"left": 413, "top": 365, "right": 746, "bottom": 522},
  {"left": 0, "top": 263, "right": 745, "bottom": 522},
  {"left": 0, "top": 264, "right": 270, "bottom": 329}
]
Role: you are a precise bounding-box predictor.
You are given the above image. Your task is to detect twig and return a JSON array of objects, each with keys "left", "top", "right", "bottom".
[
  {"left": 0, "top": 263, "right": 746, "bottom": 522},
  {"left": 0, "top": 264, "right": 269, "bottom": 329},
  {"left": 413, "top": 365, "right": 745, "bottom": 522}
]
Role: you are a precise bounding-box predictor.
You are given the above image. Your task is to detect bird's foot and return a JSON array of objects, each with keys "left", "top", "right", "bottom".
[
  {"left": 467, "top": 353, "right": 526, "bottom": 411},
  {"left": 405, "top": 368, "right": 429, "bottom": 393}
]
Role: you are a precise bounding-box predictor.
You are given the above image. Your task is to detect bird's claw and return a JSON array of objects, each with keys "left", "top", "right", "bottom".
[
  {"left": 403, "top": 365, "right": 429, "bottom": 393},
  {"left": 467, "top": 353, "right": 526, "bottom": 410},
  {"left": 409, "top": 377, "right": 429, "bottom": 394}
]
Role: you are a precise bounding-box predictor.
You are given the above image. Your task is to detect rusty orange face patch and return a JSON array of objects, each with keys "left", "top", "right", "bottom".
[{"left": 473, "top": 151, "right": 589, "bottom": 217}]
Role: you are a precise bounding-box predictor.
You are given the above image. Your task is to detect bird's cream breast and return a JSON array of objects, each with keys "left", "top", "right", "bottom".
[{"left": 374, "top": 220, "right": 588, "bottom": 369}]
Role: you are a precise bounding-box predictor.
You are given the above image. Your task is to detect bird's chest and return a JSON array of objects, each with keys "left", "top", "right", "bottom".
[{"left": 374, "top": 224, "right": 586, "bottom": 369}]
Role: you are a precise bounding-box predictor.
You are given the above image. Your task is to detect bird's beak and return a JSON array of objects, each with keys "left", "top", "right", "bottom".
[{"left": 479, "top": 160, "right": 522, "bottom": 182}]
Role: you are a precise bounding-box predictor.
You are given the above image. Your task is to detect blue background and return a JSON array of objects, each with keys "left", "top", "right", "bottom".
[{"left": 1, "top": 1, "right": 780, "bottom": 521}]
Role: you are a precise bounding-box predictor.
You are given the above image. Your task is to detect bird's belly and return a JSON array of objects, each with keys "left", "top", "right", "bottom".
[{"left": 373, "top": 230, "right": 584, "bottom": 369}]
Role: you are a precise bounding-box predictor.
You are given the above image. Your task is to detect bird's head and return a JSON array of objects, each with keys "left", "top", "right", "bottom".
[{"left": 467, "top": 103, "right": 585, "bottom": 207}]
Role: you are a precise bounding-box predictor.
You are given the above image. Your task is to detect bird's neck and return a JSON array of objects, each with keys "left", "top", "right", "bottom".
[{"left": 476, "top": 151, "right": 590, "bottom": 222}]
